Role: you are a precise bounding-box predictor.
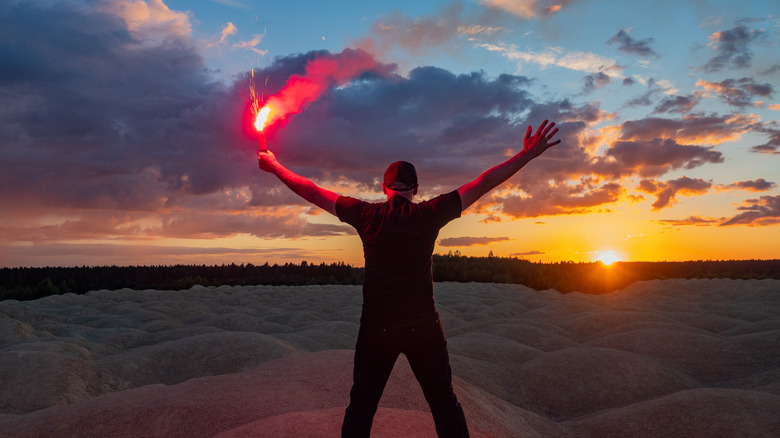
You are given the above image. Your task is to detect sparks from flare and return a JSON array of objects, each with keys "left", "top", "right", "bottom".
[{"left": 249, "top": 69, "right": 271, "bottom": 151}]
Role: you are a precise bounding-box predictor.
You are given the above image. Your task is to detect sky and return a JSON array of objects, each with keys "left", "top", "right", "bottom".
[{"left": 1, "top": 0, "right": 779, "bottom": 268}]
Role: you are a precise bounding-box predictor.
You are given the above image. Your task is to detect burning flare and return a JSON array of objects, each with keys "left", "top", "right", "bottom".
[
  {"left": 249, "top": 49, "right": 381, "bottom": 156},
  {"left": 254, "top": 106, "right": 271, "bottom": 132}
]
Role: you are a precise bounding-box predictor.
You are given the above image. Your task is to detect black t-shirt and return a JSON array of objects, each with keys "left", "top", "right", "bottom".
[{"left": 336, "top": 191, "right": 462, "bottom": 327}]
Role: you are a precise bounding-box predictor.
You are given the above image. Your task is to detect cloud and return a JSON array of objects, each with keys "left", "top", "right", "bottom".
[
  {"left": 656, "top": 216, "right": 719, "bottom": 227},
  {"left": 489, "top": 179, "right": 624, "bottom": 218},
  {"left": 208, "top": 22, "right": 238, "bottom": 47},
  {"left": 356, "top": 3, "right": 481, "bottom": 58},
  {"left": 760, "top": 64, "right": 780, "bottom": 75},
  {"left": 702, "top": 25, "right": 765, "bottom": 72},
  {"left": 352, "top": 0, "right": 568, "bottom": 61},
  {"left": 269, "top": 63, "right": 544, "bottom": 191},
  {"left": 603, "top": 138, "right": 723, "bottom": 178},
  {"left": 696, "top": 78, "right": 774, "bottom": 107},
  {"left": 750, "top": 129, "right": 780, "bottom": 154},
  {"left": 607, "top": 29, "right": 660, "bottom": 58},
  {"left": 0, "top": 2, "right": 232, "bottom": 206},
  {"left": 479, "top": 0, "right": 563, "bottom": 18},
  {"left": 458, "top": 25, "right": 508, "bottom": 38},
  {"left": 0, "top": 206, "right": 352, "bottom": 243},
  {"left": 652, "top": 94, "right": 701, "bottom": 114},
  {"left": 233, "top": 34, "right": 268, "bottom": 56},
  {"left": 2, "top": 1, "right": 581, "bottom": 247},
  {"left": 0, "top": 243, "right": 327, "bottom": 268},
  {"left": 617, "top": 114, "right": 756, "bottom": 146},
  {"left": 210, "top": 0, "right": 251, "bottom": 8},
  {"left": 623, "top": 89, "right": 658, "bottom": 108},
  {"left": 438, "top": 236, "right": 511, "bottom": 247},
  {"left": 97, "top": 0, "right": 192, "bottom": 41},
  {"left": 637, "top": 177, "right": 712, "bottom": 210},
  {"left": 721, "top": 196, "right": 780, "bottom": 226},
  {"left": 1, "top": 0, "right": 776, "bottom": 263},
  {"left": 722, "top": 178, "right": 776, "bottom": 192},
  {"left": 512, "top": 250, "right": 545, "bottom": 256},
  {"left": 259, "top": 49, "right": 389, "bottom": 129},
  {"left": 582, "top": 72, "right": 611, "bottom": 93},
  {"left": 477, "top": 43, "right": 624, "bottom": 76}
]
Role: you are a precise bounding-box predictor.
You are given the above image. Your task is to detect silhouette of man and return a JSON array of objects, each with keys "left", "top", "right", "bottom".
[{"left": 258, "top": 120, "right": 560, "bottom": 437}]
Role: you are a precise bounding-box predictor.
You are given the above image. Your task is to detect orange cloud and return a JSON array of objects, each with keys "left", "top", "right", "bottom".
[
  {"left": 656, "top": 216, "right": 719, "bottom": 227},
  {"left": 696, "top": 78, "right": 774, "bottom": 107},
  {"left": 99, "top": 0, "right": 192, "bottom": 39},
  {"left": 0, "top": 206, "right": 352, "bottom": 244},
  {"left": 491, "top": 179, "right": 623, "bottom": 218},
  {"left": 619, "top": 114, "right": 756, "bottom": 145},
  {"left": 718, "top": 178, "right": 776, "bottom": 192},
  {"left": 637, "top": 177, "right": 712, "bottom": 210},
  {"left": 721, "top": 196, "right": 780, "bottom": 226},
  {"left": 480, "top": 0, "right": 538, "bottom": 18},
  {"left": 438, "top": 236, "right": 511, "bottom": 247},
  {"left": 208, "top": 22, "right": 237, "bottom": 47}
]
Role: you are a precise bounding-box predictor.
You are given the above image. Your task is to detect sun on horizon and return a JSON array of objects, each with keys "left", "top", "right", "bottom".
[{"left": 597, "top": 250, "right": 621, "bottom": 266}]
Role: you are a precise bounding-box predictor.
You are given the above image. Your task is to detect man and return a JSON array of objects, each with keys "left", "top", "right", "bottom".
[{"left": 258, "top": 120, "right": 560, "bottom": 437}]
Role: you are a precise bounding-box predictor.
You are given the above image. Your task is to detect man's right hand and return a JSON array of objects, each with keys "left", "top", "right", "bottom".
[{"left": 258, "top": 150, "right": 278, "bottom": 173}]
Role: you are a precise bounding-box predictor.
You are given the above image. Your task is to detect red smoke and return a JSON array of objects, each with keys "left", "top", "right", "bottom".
[{"left": 257, "top": 49, "right": 381, "bottom": 131}]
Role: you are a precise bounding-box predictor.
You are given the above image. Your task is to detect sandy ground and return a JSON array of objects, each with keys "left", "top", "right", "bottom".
[{"left": 0, "top": 279, "right": 778, "bottom": 437}]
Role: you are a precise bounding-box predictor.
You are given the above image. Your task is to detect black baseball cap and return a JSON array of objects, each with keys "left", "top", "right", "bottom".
[{"left": 383, "top": 161, "right": 418, "bottom": 191}]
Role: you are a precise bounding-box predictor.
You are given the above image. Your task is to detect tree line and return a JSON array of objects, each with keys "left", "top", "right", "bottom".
[
  {"left": 432, "top": 253, "right": 780, "bottom": 294},
  {"left": 1, "top": 255, "right": 779, "bottom": 301},
  {"left": 0, "top": 261, "right": 362, "bottom": 301}
]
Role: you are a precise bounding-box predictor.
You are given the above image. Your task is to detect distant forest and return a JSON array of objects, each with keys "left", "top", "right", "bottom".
[{"left": 1, "top": 254, "right": 779, "bottom": 301}]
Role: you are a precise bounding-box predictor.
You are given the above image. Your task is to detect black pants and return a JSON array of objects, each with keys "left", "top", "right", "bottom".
[{"left": 341, "top": 315, "right": 470, "bottom": 437}]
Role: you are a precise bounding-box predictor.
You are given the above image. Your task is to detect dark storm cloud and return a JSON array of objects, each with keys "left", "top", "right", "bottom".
[
  {"left": 271, "top": 66, "right": 540, "bottom": 191},
  {"left": 3, "top": 0, "right": 589, "bottom": 242},
  {"left": 0, "top": 2, "right": 381, "bottom": 242},
  {"left": 607, "top": 29, "right": 659, "bottom": 58},
  {"left": 701, "top": 25, "right": 765, "bottom": 73},
  {"left": 0, "top": 1, "right": 243, "bottom": 211}
]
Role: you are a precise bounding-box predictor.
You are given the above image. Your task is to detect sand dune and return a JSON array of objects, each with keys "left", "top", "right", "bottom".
[{"left": 1, "top": 279, "right": 778, "bottom": 437}]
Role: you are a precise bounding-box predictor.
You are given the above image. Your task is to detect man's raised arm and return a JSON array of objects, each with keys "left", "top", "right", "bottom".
[
  {"left": 457, "top": 120, "right": 560, "bottom": 212},
  {"left": 258, "top": 150, "right": 339, "bottom": 216}
]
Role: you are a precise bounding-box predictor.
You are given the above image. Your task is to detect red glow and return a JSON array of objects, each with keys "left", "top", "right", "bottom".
[{"left": 257, "top": 49, "right": 379, "bottom": 129}]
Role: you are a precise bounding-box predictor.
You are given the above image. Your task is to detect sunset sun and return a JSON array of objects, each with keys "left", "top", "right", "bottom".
[{"left": 598, "top": 251, "right": 621, "bottom": 266}]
